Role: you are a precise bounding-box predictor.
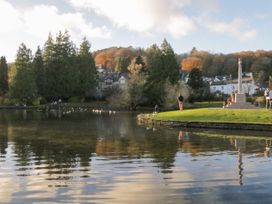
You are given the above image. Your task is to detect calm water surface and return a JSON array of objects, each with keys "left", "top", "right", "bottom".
[{"left": 0, "top": 110, "right": 272, "bottom": 203}]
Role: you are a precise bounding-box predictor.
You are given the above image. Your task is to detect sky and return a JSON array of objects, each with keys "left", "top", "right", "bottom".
[{"left": 0, "top": 0, "right": 272, "bottom": 62}]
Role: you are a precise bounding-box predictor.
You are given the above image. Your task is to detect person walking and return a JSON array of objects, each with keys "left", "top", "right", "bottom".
[{"left": 177, "top": 94, "right": 184, "bottom": 110}]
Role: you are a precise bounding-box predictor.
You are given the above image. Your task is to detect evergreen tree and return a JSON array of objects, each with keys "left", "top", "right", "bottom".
[
  {"left": 160, "top": 39, "right": 180, "bottom": 83},
  {"left": 114, "top": 57, "right": 130, "bottom": 73},
  {"left": 145, "top": 39, "right": 180, "bottom": 105},
  {"left": 43, "top": 33, "right": 55, "bottom": 99},
  {"left": 187, "top": 68, "right": 205, "bottom": 102},
  {"left": 114, "top": 57, "right": 123, "bottom": 72},
  {"left": 187, "top": 68, "right": 203, "bottom": 90},
  {"left": 10, "top": 43, "right": 37, "bottom": 103},
  {"left": 76, "top": 37, "right": 97, "bottom": 98},
  {"left": 43, "top": 33, "right": 54, "bottom": 64},
  {"left": 135, "top": 55, "right": 145, "bottom": 66},
  {"left": 148, "top": 39, "right": 179, "bottom": 84},
  {"left": 0, "top": 56, "right": 9, "bottom": 94},
  {"left": 145, "top": 49, "right": 165, "bottom": 105},
  {"left": 43, "top": 31, "right": 76, "bottom": 100},
  {"left": 33, "top": 46, "right": 45, "bottom": 96},
  {"left": 148, "top": 49, "right": 164, "bottom": 82}
]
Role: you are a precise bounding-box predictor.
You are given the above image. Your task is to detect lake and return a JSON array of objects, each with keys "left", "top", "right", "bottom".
[{"left": 0, "top": 110, "right": 272, "bottom": 203}]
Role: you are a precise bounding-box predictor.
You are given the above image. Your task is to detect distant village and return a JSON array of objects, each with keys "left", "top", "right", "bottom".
[
  {"left": 183, "top": 72, "right": 258, "bottom": 96},
  {"left": 96, "top": 63, "right": 259, "bottom": 98}
]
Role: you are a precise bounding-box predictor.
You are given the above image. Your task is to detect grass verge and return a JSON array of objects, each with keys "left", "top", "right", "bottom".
[{"left": 146, "top": 108, "right": 272, "bottom": 125}]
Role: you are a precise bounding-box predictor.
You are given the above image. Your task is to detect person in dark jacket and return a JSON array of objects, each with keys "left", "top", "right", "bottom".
[{"left": 177, "top": 94, "right": 184, "bottom": 110}]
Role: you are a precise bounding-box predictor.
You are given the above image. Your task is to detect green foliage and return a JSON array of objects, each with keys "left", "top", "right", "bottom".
[
  {"left": 251, "top": 57, "right": 272, "bottom": 87},
  {"left": 0, "top": 56, "right": 9, "bottom": 94},
  {"left": 10, "top": 43, "right": 38, "bottom": 104},
  {"left": 44, "top": 31, "right": 77, "bottom": 100},
  {"left": 110, "top": 60, "right": 147, "bottom": 110},
  {"left": 187, "top": 68, "right": 211, "bottom": 103},
  {"left": 9, "top": 31, "right": 98, "bottom": 104},
  {"left": 163, "top": 81, "right": 190, "bottom": 109},
  {"left": 108, "top": 89, "right": 129, "bottom": 110},
  {"left": 126, "top": 73, "right": 147, "bottom": 110},
  {"left": 145, "top": 39, "right": 180, "bottom": 105},
  {"left": 42, "top": 32, "right": 97, "bottom": 101},
  {"left": 114, "top": 57, "right": 130, "bottom": 73},
  {"left": 187, "top": 68, "right": 203, "bottom": 90},
  {"left": 75, "top": 37, "right": 97, "bottom": 98},
  {"left": 0, "top": 97, "right": 17, "bottom": 105},
  {"left": 33, "top": 46, "right": 45, "bottom": 96},
  {"left": 68, "top": 96, "right": 83, "bottom": 103},
  {"left": 148, "top": 39, "right": 179, "bottom": 84},
  {"left": 160, "top": 39, "right": 180, "bottom": 83}
]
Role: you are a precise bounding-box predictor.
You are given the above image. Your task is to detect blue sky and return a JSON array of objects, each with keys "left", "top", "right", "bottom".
[{"left": 0, "top": 0, "right": 271, "bottom": 62}]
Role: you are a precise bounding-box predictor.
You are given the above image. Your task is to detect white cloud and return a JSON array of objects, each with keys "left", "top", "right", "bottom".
[
  {"left": 0, "top": 0, "right": 111, "bottom": 61},
  {"left": 69, "top": 0, "right": 195, "bottom": 38},
  {"left": 201, "top": 17, "right": 257, "bottom": 42},
  {"left": 23, "top": 5, "right": 111, "bottom": 40},
  {"left": 0, "top": 0, "right": 24, "bottom": 33}
]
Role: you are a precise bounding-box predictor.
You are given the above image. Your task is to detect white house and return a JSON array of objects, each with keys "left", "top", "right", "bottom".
[{"left": 210, "top": 74, "right": 258, "bottom": 95}]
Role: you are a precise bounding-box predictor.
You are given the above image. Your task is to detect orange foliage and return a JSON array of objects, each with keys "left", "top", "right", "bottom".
[
  {"left": 181, "top": 57, "right": 202, "bottom": 71},
  {"left": 95, "top": 52, "right": 108, "bottom": 67},
  {"left": 94, "top": 47, "right": 137, "bottom": 69}
]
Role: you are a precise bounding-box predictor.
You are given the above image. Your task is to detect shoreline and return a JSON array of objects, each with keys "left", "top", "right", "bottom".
[{"left": 137, "top": 114, "right": 272, "bottom": 131}]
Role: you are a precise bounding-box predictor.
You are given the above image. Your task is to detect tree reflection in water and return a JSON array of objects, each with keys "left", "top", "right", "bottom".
[{"left": 0, "top": 111, "right": 272, "bottom": 203}]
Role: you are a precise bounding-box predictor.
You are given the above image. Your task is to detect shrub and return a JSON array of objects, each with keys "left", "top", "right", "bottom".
[{"left": 163, "top": 81, "right": 190, "bottom": 109}]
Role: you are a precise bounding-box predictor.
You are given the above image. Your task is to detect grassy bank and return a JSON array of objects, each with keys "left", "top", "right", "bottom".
[
  {"left": 184, "top": 101, "right": 223, "bottom": 109},
  {"left": 147, "top": 108, "right": 272, "bottom": 125}
]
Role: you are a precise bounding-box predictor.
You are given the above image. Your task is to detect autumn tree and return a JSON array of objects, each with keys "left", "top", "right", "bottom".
[
  {"left": 128, "top": 55, "right": 147, "bottom": 74},
  {"left": 181, "top": 57, "right": 202, "bottom": 72}
]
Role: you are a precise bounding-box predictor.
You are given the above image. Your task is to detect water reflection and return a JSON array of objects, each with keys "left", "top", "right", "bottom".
[
  {"left": 234, "top": 139, "right": 245, "bottom": 186},
  {"left": 0, "top": 111, "right": 272, "bottom": 203}
]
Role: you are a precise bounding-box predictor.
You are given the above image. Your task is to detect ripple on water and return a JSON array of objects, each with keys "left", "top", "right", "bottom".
[{"left": 1, "top": 112, "right": 272, "bottom": 203}]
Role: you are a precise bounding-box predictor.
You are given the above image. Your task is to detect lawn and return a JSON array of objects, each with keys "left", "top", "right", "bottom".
[
  {"left": 184, "top": 101, "right": 223, "bottom": 109},
  {"left": 148, "top": 108, "right": 272, "bottom": 124}
]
